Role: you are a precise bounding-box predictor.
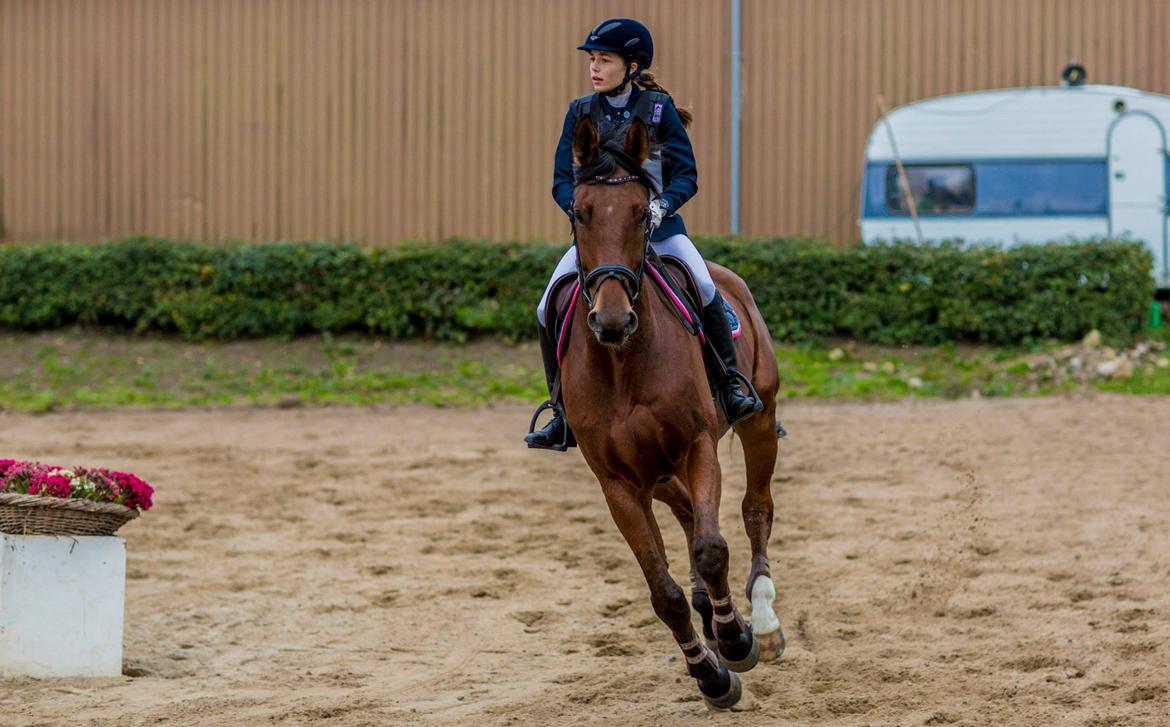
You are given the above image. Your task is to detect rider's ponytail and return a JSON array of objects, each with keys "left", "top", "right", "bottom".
[{"left": 636, "top": 71, "right": 693, "bottom": 129}]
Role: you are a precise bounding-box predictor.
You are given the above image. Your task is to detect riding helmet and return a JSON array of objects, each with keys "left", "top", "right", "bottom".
[{"left": 577, "top": 18, "right": 654, "bottom": 71}]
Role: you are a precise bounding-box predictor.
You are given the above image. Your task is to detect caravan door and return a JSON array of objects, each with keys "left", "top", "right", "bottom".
[{"left": 1108, "top": 113, "right": 1169, "bottom": 287}]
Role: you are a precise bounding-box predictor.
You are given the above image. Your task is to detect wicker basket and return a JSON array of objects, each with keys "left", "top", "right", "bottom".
[{"left": 0, "top": 493, "right": 139, "bottom": 536}]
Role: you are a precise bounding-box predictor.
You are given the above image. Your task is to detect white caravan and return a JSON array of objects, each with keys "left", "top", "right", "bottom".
[{"left": 860, "top": 76, "right": 1170, "bottom": 288}]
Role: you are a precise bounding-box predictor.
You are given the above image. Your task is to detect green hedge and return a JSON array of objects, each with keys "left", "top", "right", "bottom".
[
  {"left": 0, "top": 236, "right": 1154, "bottom": 345},
  {"left": 698, "top": 236, "right": 1155, "bottom": 345}
]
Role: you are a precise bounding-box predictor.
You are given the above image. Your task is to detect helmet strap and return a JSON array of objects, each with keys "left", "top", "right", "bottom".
[{"left": 604, "top": 62, "right": 643, "bottom": 97}]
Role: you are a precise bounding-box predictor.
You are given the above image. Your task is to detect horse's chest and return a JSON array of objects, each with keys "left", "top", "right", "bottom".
[{"left": 582, "top": 405, "right": 695, "bottom": 478}]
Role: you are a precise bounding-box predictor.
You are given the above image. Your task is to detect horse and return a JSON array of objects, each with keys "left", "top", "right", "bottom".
[{"left": 558, "top": 115, "right": 785, "bottom": 709}]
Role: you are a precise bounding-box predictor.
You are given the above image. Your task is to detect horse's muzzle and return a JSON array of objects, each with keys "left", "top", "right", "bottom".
[{"left": 588, "top": 310, "right": 638, "bottom": 345}]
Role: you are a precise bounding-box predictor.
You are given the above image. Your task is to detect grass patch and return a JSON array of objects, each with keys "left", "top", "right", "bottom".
[
  {"left": 0, "top": 329, "right": 544, "bottom": 412},
  {"left": 1, "top": 327, "right": 1168, "bottom": 413}
]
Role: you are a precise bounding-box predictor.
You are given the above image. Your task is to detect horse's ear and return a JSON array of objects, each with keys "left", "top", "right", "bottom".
[
  {"left": 624, "top": 118, "right": 650, "bottom": 166},
  {"left": 574, "top": 117, "right": 600, "bottom": 166}
]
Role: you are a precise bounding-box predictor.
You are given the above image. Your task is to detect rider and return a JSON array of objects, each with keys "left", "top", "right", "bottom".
[{"left": 525, "top": 17, "right": 762, "bottom": 451}]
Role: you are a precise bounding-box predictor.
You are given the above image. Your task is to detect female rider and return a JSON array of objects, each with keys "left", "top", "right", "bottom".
[{"left": 526, "top": 18, "right": 760, "bottom": 451}]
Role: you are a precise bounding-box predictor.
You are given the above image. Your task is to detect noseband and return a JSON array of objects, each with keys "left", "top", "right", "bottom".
[{"left": 572, "top": 173, "right": 653, "bottom": 308}]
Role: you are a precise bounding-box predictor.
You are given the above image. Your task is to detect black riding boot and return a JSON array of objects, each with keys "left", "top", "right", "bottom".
[
  {"left": 701, "top": 295, "right": 763, "bottom": 426},
  {"left": 524, "top": 325, "right": 576, "bottom": 451}
]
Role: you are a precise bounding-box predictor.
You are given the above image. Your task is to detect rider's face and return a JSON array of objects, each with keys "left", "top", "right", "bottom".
[{"left": 589, "top": 51, "right": 636, "bottom": 93}]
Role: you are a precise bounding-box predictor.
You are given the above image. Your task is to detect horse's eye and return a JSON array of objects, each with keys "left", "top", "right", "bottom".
[{"left": 572, "top": 208, "right": 585, "bottom": 223}]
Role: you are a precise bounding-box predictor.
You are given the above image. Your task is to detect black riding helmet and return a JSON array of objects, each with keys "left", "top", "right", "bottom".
[{"left": 577, "top": 18, "right": 654, "bottom": 94}]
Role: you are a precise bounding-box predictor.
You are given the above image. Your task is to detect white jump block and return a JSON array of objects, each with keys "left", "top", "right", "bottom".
[{"left": 0, "top": 535, "right": 125, "bottom": 678}]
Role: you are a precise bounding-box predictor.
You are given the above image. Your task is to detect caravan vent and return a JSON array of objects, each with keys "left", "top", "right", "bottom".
[{"left": 1061, "top": 63, "right": 1087, "bottom": 87}]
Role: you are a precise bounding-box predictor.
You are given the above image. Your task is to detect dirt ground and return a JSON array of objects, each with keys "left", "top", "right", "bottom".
[{"left": 1, "top": 396, "right": 1168, "bottom": 726}]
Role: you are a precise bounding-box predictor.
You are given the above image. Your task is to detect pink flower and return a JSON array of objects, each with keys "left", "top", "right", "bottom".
[
  {"left": 42, "top": 474, "right": 73, "bottom": 498},
  {"left": 1, "top": 460, "right": 154, "bottom": 511},
  {"left": 110, "top": 471, "right": 154, "bottom": 511},
  {"left": 3, "top": 462, "right": 39, "bottom": 493},
  {"left": 28, "top": 470, "right": 73, "bottom": 499}
]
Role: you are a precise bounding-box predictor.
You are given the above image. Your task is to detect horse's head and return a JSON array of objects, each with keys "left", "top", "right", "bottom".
[{"left": 572, "top": 116, "right": 654, "bottom": 348}]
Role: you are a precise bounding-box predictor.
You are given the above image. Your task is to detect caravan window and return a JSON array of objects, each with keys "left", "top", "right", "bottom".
[{"left": 885, "top": 165, "right": 974, "bottom": 214}]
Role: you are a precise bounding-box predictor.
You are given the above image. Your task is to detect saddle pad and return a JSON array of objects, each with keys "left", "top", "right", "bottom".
[
  {"left": 545, "top": 275, "right": 580, "bottom": 365},
  {"left": 723, "top": 298, "right": 742, "bottom": 338}
]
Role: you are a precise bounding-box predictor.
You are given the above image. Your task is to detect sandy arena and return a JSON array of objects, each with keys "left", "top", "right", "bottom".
[{"left": 1, "top": 396, "right": 1169, "bottom": 725}]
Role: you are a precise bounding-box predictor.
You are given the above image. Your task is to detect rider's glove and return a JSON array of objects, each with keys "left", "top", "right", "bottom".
[{"left": 648, "top": 198, "right": 668, "bottom": 231}]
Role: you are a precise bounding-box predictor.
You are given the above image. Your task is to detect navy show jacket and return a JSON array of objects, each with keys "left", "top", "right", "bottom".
[{"left": 552, "top": 86, "right": 698, "bottom": 242}]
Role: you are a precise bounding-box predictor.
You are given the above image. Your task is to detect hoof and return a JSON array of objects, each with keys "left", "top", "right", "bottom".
[
  {"left": 702, "top": 670, "right": 742, "bottom": 710},
  {"left": 757, "top": 627, "right": 786, "bottom": 661},
  {"left": 719, "top": 627, "right": 760, "bottom": 673}
]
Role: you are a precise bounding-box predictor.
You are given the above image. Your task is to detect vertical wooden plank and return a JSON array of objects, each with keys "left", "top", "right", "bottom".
[
  {"left": 238, "top": 0, "right": 251, "bottom": 239},
  {"left": 126, "top": 0, "right": 138, "bottom": 233},
  {"left": 276, "top": 0, "right": 290, "bottom": 240},
  {"left": 0, "top": 4, "right": 8, "bottom": 239},
  {"left": 373, "top": 0, "right": 387, "bottom": 243}
]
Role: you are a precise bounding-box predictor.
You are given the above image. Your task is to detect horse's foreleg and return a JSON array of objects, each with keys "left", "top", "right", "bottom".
[
  {"left": 686, "top": 435, "right": 760, "bottom": 673},
  {"left": 603, "top": 480, "right": 741, "bottom": 709},
  {"left": 739, "top": 411, "right": 785, "bottom": 660},
  {"left": 654, "top": 477, "right": 715, "bottom": 644}
]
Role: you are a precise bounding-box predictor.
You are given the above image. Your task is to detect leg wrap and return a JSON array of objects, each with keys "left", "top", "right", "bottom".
[
  {"left": 679, "top": 636, "right": 719, "bottom": 667},
  {"left": 709, "top": 593, "right": 740, "bottom": 624}
]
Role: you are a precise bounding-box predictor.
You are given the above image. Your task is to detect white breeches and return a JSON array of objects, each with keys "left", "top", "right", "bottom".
[{"left": 536, "top": 234, "right": 717, "bottom": 325}]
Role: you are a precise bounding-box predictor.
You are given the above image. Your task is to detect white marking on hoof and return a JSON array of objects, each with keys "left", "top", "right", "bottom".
[{"left": 749, "top": 575, "right": 780, "bottom": 635}]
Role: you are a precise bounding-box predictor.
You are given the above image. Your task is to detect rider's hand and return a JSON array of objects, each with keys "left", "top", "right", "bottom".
[{"left": 648, "top": 198, "right": 668, "bottom": 231}]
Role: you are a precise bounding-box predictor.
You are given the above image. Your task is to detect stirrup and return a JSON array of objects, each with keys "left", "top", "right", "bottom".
[{"left": 525, "top": 400, "right": 574, "bottom": 452}]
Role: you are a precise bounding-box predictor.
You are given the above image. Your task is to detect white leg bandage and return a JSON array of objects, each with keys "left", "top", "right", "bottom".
[{"left": 750, "top": 575, "right": 781, "bottom": 635}]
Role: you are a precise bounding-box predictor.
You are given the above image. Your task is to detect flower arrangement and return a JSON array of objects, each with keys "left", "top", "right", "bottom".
[{"left": 0, "top": 459, "right": 153, "bottom": 511}]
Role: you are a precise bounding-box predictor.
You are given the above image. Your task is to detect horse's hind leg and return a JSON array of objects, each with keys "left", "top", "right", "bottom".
[
  {"left": 654, "top": 477, "right": 715, "bottom": 645},
  {"left": 737, "top": 404, "right": 786, "bottom": 661},
  {"left": 602, "top": 480, "right": 742, "bottom": 709}
]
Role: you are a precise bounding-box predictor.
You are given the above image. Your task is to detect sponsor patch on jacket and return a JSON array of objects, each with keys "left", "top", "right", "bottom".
[{"left": 652, "top": 103, "right": 663, "bottom": 124}]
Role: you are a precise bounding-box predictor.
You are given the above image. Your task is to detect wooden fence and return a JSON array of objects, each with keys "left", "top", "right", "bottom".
[{"left": 1, "top": 0, "right": 1168, "bottom": 244}]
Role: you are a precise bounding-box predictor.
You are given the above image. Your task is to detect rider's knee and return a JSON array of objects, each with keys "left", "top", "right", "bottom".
[{"left": 697, "top": 278, "right": 718, "bottom": 306}]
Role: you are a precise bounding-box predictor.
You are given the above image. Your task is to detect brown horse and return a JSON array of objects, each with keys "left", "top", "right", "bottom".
[{"left": 559, "top": 115, "right": 785, "bottom": 708}]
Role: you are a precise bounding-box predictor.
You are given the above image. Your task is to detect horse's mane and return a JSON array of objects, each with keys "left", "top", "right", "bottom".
[{"left": 574, "top": 140, "right": 660, "bottom": 195}]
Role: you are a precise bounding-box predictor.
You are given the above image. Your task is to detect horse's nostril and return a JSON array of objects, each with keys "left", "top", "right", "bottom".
[
  {"left": 587, "top": 311, "right": 602, "bottom": 332},
  {"left": 626, "top": 312, "right": 638, "bottom": 331}
]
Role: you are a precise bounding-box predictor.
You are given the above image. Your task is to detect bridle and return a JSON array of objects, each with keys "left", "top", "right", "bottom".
[{"left": 571, "top": 172, "right": 653, "bottom": 308}]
